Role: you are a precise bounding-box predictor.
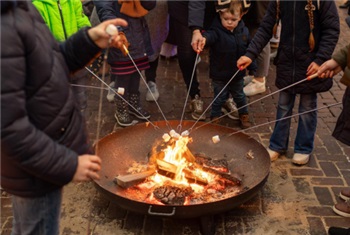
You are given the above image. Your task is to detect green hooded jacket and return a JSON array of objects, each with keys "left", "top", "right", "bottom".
[{"left": 32, "top": 0, "right": 91, "bottom": 42}]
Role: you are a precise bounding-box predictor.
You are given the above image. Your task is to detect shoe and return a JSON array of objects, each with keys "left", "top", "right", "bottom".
[
  {"left": 221, "top": 98, "right": 239, "bottom": 120},
  {"left": 243, "top": 77, "right": 266, "bottom": 96},
  {"left": 267, "top": 147, "right": 281, "bottom": 161},
  {"left": 107, "top": 81, "right": 115, "bottom": 102},
  {"left": 115, "top": 97, "right": 133, "bottom": 127},
  {"left": 328, "top": 227, "right": 350, "bottom": 235},
  {"left": 146, "top": 81, "right": 159, "bottom": 102},
  {"left": 292, "top": 153, "right": 310, "bottom": 165},
  {"left": 129, "top": 93, "right": 151, "bottom": 120},
  {"left": 243, "top": 75, "right": 253, "bottom": 86},
  {"left": 239, "top": 114, "right": 251, "bottom": 129},
  {"left": 333, "top": 200, "right": 350, "bottom": 217},
  {"left": 190, "top": 95, "right": 206, "bottom": 120},
  {"left": 339, "top": 1, "right": 350, "bottom": 8},
  {"left": 340, "top": 188, "right": 350, "bottom": 201}
]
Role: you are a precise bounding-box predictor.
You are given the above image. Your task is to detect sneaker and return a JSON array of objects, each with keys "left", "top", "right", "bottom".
[
  {"left": 243, "top": 77, "right": 266, "bottom": 96},
  {"left": 243, "top": 75, "right": 253, "bottom": 86},
  {"left": 106, "top": 81, "right": 115, "bottom": 102},
  {"left": 239, "top": 114, "right": 251, "bottom": 129},
  {"left": 221, "top": 98, "right": 239, "bottom": 120},
  {"left": 292, "top": 153, "right": 310, "bottom": 165},
  {"left": 333, "top": 200, "right": 350, "bottom": 217},
  {"left": 190, "top": 95, "right": 206, "bottom": 120},
  {"left": 328, "top": 227, "right": 350, "bottom": 235},
  {"left": 267, "top": 147, "right": 281, "bottom": 162},
  {"left": 146, "top": 81, "right": 159, "bottom": 102},
  {"left": 340, "top": 188, "right": 350, "bottom": 201}
]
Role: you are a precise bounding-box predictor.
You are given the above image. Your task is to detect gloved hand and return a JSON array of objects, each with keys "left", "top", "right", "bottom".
[{"left": 116, "top": 32, "right": 130, "bottom": 56}]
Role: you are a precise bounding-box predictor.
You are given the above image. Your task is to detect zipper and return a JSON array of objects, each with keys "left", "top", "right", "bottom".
[
  {"left": 57, "top": 0, "right": 68, "bottom": 40},
  {"left": 292, "top": 1, "right": 296, "bottom": 92}
]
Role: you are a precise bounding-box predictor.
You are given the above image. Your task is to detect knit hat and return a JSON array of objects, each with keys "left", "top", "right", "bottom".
[
  {"left": 215, "top": 0, "right": 250, "bottom": 14},
  {"left": 118, "top": 0, "right": 148, "bottom": 18}
]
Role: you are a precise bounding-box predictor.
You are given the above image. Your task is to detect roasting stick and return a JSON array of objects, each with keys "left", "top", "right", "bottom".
[
  {"left": 121, "top": 44, "right": 171, "bottom": 131},
  {"left": 177, "top": 52, "right": 201, "bottom": 133},
  {"left": 187, "top": 68, "right": 242, "bottom": 134},
  {"left": 193, "top": 73, "right": 320, "bottom": 131},
  {"left": 226, "top": 102, "right": 342, "bottom": 136}
]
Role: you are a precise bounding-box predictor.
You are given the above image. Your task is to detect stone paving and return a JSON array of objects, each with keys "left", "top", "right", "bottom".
[{"left": 1, "top": 4, "right": 350, "bottom": 235}]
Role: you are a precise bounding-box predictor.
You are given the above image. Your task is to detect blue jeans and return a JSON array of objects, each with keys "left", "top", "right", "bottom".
[
  {"left": 211, "top": 79, "right": 248, "bottom": 118},
  {"left": 269, "top": 91, "right": 317, "bottom": 154},
  {"left": 11, "top": 188, "right": 62, "bottom": 235}
]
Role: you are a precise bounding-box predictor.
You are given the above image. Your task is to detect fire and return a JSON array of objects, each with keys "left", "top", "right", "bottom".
[{"left": 117, "top": 130, "right": 242, "bottom": 206}]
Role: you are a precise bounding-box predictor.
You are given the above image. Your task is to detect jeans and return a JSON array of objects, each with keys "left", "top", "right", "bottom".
[
  {"left": 269, "top": 91, "right": 317, "bottom": 154},
  {"left": 11, "top": 188, "right": 62, "bottom": 235},
  {"left": 211, "top": 79, "right": 248, "bottom": 118}
]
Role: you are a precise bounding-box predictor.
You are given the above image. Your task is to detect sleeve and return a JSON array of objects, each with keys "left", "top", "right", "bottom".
[
  {"left": 245, "top": 0, "right": 276, "bottom": 61},
  {"left": 188, "top": 0, "right": 206, "bottom": 31},
  {"left": 313, "top": 0, "right": 340, "bottom": 65},
  {"left": 93, "top": 0, "right": 118, "bottom": 22},
  {"left": 60, "top": 28, "right": 101, "bottom": 72},
  {"left": 74, "top": 0, "right": 91, "bottom": 29},
  {"left": 202, "top": 29, "right": 218, "bottom": 47},
  {"left": 332, "top": 44, "right": 350, "bottom": 70}
]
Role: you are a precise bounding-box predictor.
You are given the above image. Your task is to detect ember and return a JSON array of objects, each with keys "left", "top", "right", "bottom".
[{"left": 114, "top": 130, "right": 244, "bottom": 206}]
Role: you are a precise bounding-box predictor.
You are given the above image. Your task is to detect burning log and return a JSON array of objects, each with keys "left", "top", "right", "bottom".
[
  {"left": 153, "top": 184, "right": 193, "bottom": 205},
  {"left": 114, "top": 169, "right": 156, "bottom": 188},
  {"left": 156, "top": 159, "right": 208, "bottom": 185}
]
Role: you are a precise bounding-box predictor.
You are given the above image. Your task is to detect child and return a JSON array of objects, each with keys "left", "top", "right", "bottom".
[
  {"left": 237, "top": 0, "right": 340, "bottom": 164},
  {"left": 202, "top": 0, "right": 256, "bottom": 129},
  {"left": 94, "top": 0, "right": 156, "bottom": 127},
  {"left": 32, "top": 0, "right": 91, "bottom": 114}
]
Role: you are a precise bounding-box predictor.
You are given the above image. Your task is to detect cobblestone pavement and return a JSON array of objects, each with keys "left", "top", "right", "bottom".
[{"left": 1, "top": 5, "right": 350, "bottom": 235}]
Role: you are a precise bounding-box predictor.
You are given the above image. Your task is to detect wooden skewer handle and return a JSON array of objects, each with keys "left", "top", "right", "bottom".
[{"left": 307, "top": 73, "right": 319, "bottom": 80}]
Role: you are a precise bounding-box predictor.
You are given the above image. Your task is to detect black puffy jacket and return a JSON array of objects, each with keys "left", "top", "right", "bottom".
[
  {"left": 245, "top": 0, "right": 340, "bottom": 94},
  {"left": 1, "top": 1, "right": 100, "bottom": 197}
]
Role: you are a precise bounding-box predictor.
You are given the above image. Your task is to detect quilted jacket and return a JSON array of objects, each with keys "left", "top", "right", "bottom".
[{"left": 1, "top": 1, "right": 100, "bottom": 197}]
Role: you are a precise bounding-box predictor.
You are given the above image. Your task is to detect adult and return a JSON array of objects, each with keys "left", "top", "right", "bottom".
[{"left": 1, "top": 1, "right": 127, "bottom": 234}]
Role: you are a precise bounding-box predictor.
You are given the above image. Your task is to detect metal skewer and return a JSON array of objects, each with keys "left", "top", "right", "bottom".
[
  {"left": 194, "top": 73, "right": 319, "bottom": 131},
  {"left": 122, "top": 45, "right": 170, "bottom": 131},
  {"left": 226, "top": 101, "right": 342, "bottom": 136}
]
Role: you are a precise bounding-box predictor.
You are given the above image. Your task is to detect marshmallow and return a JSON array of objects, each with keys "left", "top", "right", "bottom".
[
  {"left": 181, "top": 130, "right": 189, "bottom": 136},
  {"left": 169, "top": 129, "right": 177, "bottom": 137},
  {"left": 162, "top": 133, "right": 171, "bottom": 142},
  {"left": 212, "top": 135, "right": 220, "bottom": 144},
  {"left": 117, "top": 87, "right": 125, "bottom": 95},
  {"left": 106, "top": 24, "right": 118, "bottom": 36}
]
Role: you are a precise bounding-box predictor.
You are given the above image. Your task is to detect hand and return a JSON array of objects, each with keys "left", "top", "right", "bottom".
[
  {"left": 191, "top": 30, "right": 205, "bottom": 52},
  {"left": 72, "top": 154, "right": 102, "bottom": 182},
  {"left": 306, "top": 62, "right": 320, "bottom": 77},
  {"left": 317, "top": 59, "right": 342, "bottom": 79},
  {"left": 116, "top": 32, "right": 130, "bottom": 56},
  {"left": 237, "top": 56, "right": 252, "bottom": 70},
  {"left": 87, "top": 18, "right": 128, "bottom": 49}
]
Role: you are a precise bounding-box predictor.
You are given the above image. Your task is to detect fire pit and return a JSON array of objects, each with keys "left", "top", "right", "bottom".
[{"left": 94, "top": 120, "right": 270, "bottom": 218}]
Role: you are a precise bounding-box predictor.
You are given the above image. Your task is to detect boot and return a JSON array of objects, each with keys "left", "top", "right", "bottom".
[
  {"left": 129, "top": 93, "right": 151, "bottom": 120},
  {"left": 115, "top": 97, "right": 133, "bottom": 127}
]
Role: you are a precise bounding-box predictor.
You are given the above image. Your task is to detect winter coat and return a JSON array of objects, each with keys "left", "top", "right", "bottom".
[
  {"left": 332, "top": 44, "right": 350, "bottom": 145},
  {"left": 32, "top": 0, "right": 91, "bottom": 42},
  {"left": 203, "top": 16, "right": 257, "bottom": 81},
  {"left": 94, "top": 0, "right": 155, "bottom": 63},
  {"left": 1, "top": 1, "right": 100, "bottom": 197},
  {"left": 245, "top": 0, "right": 340, "bottom": 94}
]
